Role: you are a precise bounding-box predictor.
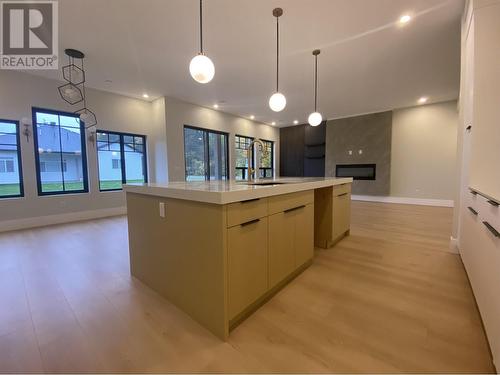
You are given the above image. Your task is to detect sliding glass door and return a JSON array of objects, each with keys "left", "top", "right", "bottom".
[{"left": 184, "top": 126, "right": 229, "bottom": 181}]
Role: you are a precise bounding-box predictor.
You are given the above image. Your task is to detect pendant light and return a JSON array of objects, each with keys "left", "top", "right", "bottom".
[
  {"left": 308, "top": 49, "right": 323, "bottom": 127},
  {"left": 269, "top": 8, "right": 286, "bottom": 112},
  {"left": 58, "top": 49, "right": 97, "bottom": 128},
  {"left": 189, "top": 0, "right": 215, "bottom": 84}
]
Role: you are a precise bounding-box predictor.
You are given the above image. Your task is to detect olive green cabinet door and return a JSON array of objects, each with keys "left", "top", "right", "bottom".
[
  {"left": 333, "top": 193, "right": 351, "bottom": 239},
  {"left": 228, "top": 217, "right": 269, "bottom": 320},
  {"left": 268, "top": 212, "right": 295, "bottom": 289},
  {"left": 294, "top": 204, "right": 314, "bottom": 267}
]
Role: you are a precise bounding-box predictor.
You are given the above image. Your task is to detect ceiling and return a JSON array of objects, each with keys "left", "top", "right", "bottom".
[{"left": 31, "top": 0, "right": 463, "bottom": 126}]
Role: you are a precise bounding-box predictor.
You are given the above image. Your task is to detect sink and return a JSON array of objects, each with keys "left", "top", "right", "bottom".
[{"left": 246, "top": 182, "right": 286, "bottom": 186}]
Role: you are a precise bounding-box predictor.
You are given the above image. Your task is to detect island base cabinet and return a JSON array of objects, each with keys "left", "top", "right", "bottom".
[
  {"left": 314, "top": 184, "right": 351, "bottom": 248},
  {"left": 228, "top": 218, "right": 269, "bottom": 320}
]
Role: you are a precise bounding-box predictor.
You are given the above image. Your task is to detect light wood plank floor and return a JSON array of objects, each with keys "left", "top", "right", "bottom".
[{"left": 0, "top": 201, "right": 495, "bottom": 373}]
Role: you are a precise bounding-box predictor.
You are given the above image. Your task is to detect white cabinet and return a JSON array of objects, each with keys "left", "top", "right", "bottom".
[{"left": 469, "top": 1, "right": 500, "bottom": 200}]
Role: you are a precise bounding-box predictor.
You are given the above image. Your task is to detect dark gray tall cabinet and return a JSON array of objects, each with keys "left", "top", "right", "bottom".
[{"left": 279, "top": 122, "right": 326, "bottom": 177}]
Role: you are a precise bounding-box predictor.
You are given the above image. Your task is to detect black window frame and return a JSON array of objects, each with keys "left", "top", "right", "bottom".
[
  {"left": 184, "top": 125, "right": 230, "bottom": 181},
  {"left": 235, "top": 134, "right": 254, "bottom": 180},
  {"left": 0, "top": 119, "right": 24, "bottom": 199},
  {"left": 32, "top": 107, "right": 89, "bottom": 196},
  {"left": 96, "top": 130, "right": 148, "bottom": 192},
  {"left": 259, "top": 139, "right": 274, "bottom": 179}
]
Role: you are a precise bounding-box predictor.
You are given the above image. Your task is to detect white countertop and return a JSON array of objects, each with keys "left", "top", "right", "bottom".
[{"left": 124, "top": 177, "right": 353, "bottom": 205}]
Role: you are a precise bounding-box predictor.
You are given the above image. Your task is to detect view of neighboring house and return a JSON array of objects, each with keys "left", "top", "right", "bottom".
[
  {"left": 97, "top": 142, "right": 145, "bottom": 184},
  {"left": 36, "top": 125, "right": 85, "bottom": 185}
]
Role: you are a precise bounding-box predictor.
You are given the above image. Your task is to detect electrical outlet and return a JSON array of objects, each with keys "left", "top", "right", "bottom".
[{"left": 159, "top": 202, "right": 166, "bottom": 218}]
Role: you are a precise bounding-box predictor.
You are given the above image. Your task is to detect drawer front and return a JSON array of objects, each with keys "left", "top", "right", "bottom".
[
  {"left": 268, "top": 190, "right": 314, "bottom": 215},
  {"left": 332, "top": 183, "right": 351, "bottom": 197},
  {"left": 227, "top": 198, "right": 268, "bottom": 227}
]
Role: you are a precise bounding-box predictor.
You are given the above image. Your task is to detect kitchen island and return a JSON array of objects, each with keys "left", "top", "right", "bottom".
[{"left": 124, "top": 177, "right": 353, "bottom": 339}]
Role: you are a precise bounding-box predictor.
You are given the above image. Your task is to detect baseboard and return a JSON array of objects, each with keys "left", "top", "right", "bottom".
[
  {"left": 351, "top": 195, "right": 454, "bottom": 208},
  {"left": 0, "top": 206, "right": 127, "bottom": 233},
  {"left": 449, "top": 236, "right": 459, "bottom": 253}
]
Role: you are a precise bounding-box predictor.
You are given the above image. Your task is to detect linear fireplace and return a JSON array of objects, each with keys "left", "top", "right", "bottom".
[{"left": 335, "top": 164, "right": 376, "bottom": 180}]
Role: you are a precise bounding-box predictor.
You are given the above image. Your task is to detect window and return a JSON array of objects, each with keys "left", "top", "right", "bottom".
[
  {"left": 184, "top": 126, "right": 229, "bottom": 181},
  {"left": 259, "top": 140, "right": 274, "bottom": 178},
  {"left": 0, "top": 158, "right": 15, "bottom": 173},
  {"left": 0, "top": 119, "right": 23, "bottom": 198},
  {"left": 40, "top": 160, "right": 67, "bottom": 173},
  {"left": 33, "top": 108, "right": 88, "bottom": 195},
  {"left": 235, "top": 135, "right": 254, "bottom": 180},
  {"left": 96, "top": 131, "right": 147, "bottom": 191}
]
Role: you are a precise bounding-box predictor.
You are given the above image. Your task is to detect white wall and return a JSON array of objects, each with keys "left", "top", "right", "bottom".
[
  {"left": 390, "top": 100, "right": 458, "bottom": 200},
  {"left": 0, "top": 70, "right": 164, "bottom": 225},
  {"left": 164, "top": 96, "right": 279, "bottom": 182}
]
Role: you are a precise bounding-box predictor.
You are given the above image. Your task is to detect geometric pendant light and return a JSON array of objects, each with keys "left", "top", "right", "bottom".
[
  {"left": 268, "top": 7, "right": 286, "bottom": 112},
  {"left": 308, "top": 49, "right": 323, "bottom": 127},
  {"left": 58, "top": 48, "right": 97, "bottom": 129},
  {"left": 189, "top": 0, "right": 215, "bottom": 84}
]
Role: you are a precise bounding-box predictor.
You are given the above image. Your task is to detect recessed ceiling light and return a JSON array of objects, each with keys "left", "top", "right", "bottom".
[
  {"left": 418, "top": 97, "right": 428, "bottom": 104},
  {"left": 293, "top": 120, "right": 299, "bottom": 125},
  {"left": 213, "top": 104, "right": 219, "bottom": 109},
  {"left": 142, "top": 93, "right": 149, "bottom": 98},
  {"left": 399, "top": 14, "right": 411, "bottom": 24},
  {"left": 250, "top": 115, "right": 255, "bottom": 120},
  {"left": 271, "top": 121, "right": 276, "bottom": 126}
]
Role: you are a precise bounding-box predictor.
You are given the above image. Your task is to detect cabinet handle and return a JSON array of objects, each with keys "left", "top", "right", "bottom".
[
  {"left": 337, "top": 193, "right": 348, "bottom": 197},
  {"left": 487, "top": 200, "right": 499, "bottom": 207},
  {"left": 483, "top": 221, "right": 500, "bottom": 238},
  {"left": 284, "top": 205, "right": 306, "bottom": 214},
  {"left": 468, "top": 207, "right": 478, "bottom": 216},
  {"left": 466, "top": 125, "right": 472, "bottom": 131},
  {"left": 240, "top": 218, "right": 260, "bottom": 227},
  {"left": 241, "top": 198, "right": 260, "bottom": 204}
]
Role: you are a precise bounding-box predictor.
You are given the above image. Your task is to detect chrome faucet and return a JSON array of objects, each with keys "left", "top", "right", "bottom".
[{"left": 247, "top": 139, "right": 266, "bottom": 181}]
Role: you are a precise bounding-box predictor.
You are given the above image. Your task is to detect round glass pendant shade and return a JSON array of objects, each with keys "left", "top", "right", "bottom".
[
  {"left": 308, "top": 112, "right": 323, "bottom": 126},
  {"left": 189, "top": 54, "right": 215, "bottom": 84},
  {"left": 269, "top": 92, "right": 287, "bottom": 112}
]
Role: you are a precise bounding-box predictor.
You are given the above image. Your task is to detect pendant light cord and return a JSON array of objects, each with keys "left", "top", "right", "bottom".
[
  {"left": 199, "top": 0, "right": 204, "bottom": 54},
  {"left": 276, "top": 15, "right": 279, "bottom": 92},
  {"left": 314, "top": 54, "right": 318, "bottom": 112}
]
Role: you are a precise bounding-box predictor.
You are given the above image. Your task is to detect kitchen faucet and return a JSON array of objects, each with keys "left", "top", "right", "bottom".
[{"left": 247, "top": 139, "right": 267, "bottom": 182}]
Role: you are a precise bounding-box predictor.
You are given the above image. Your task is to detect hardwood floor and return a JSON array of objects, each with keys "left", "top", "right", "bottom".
[{"left": 0, "top": 201, "right": 495, "bottom": 373}]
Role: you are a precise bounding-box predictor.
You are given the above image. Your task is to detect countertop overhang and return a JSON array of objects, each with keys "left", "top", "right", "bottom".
[{"left": 124, "top": 177, "right": 353, "bottom": 205}]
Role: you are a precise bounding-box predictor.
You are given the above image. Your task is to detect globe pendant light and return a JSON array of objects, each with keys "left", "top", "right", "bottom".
[
  {"left": 190, "top": 0, "right": 215, "bottom": 84},
  {"left": 308, "top": 49, "right": 323, "bottom": 127},
  {"left": 269, "top": 8, "right": 286, "bottom": 112}
]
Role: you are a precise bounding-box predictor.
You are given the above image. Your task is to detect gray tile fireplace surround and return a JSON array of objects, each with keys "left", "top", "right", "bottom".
[{"left": 325, "top": 111, "right": 392, "bottom": 196}]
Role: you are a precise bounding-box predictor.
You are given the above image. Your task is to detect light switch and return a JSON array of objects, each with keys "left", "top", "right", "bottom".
[{"left": 159, "top": 202, "right": 166, "bottom": 218}]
